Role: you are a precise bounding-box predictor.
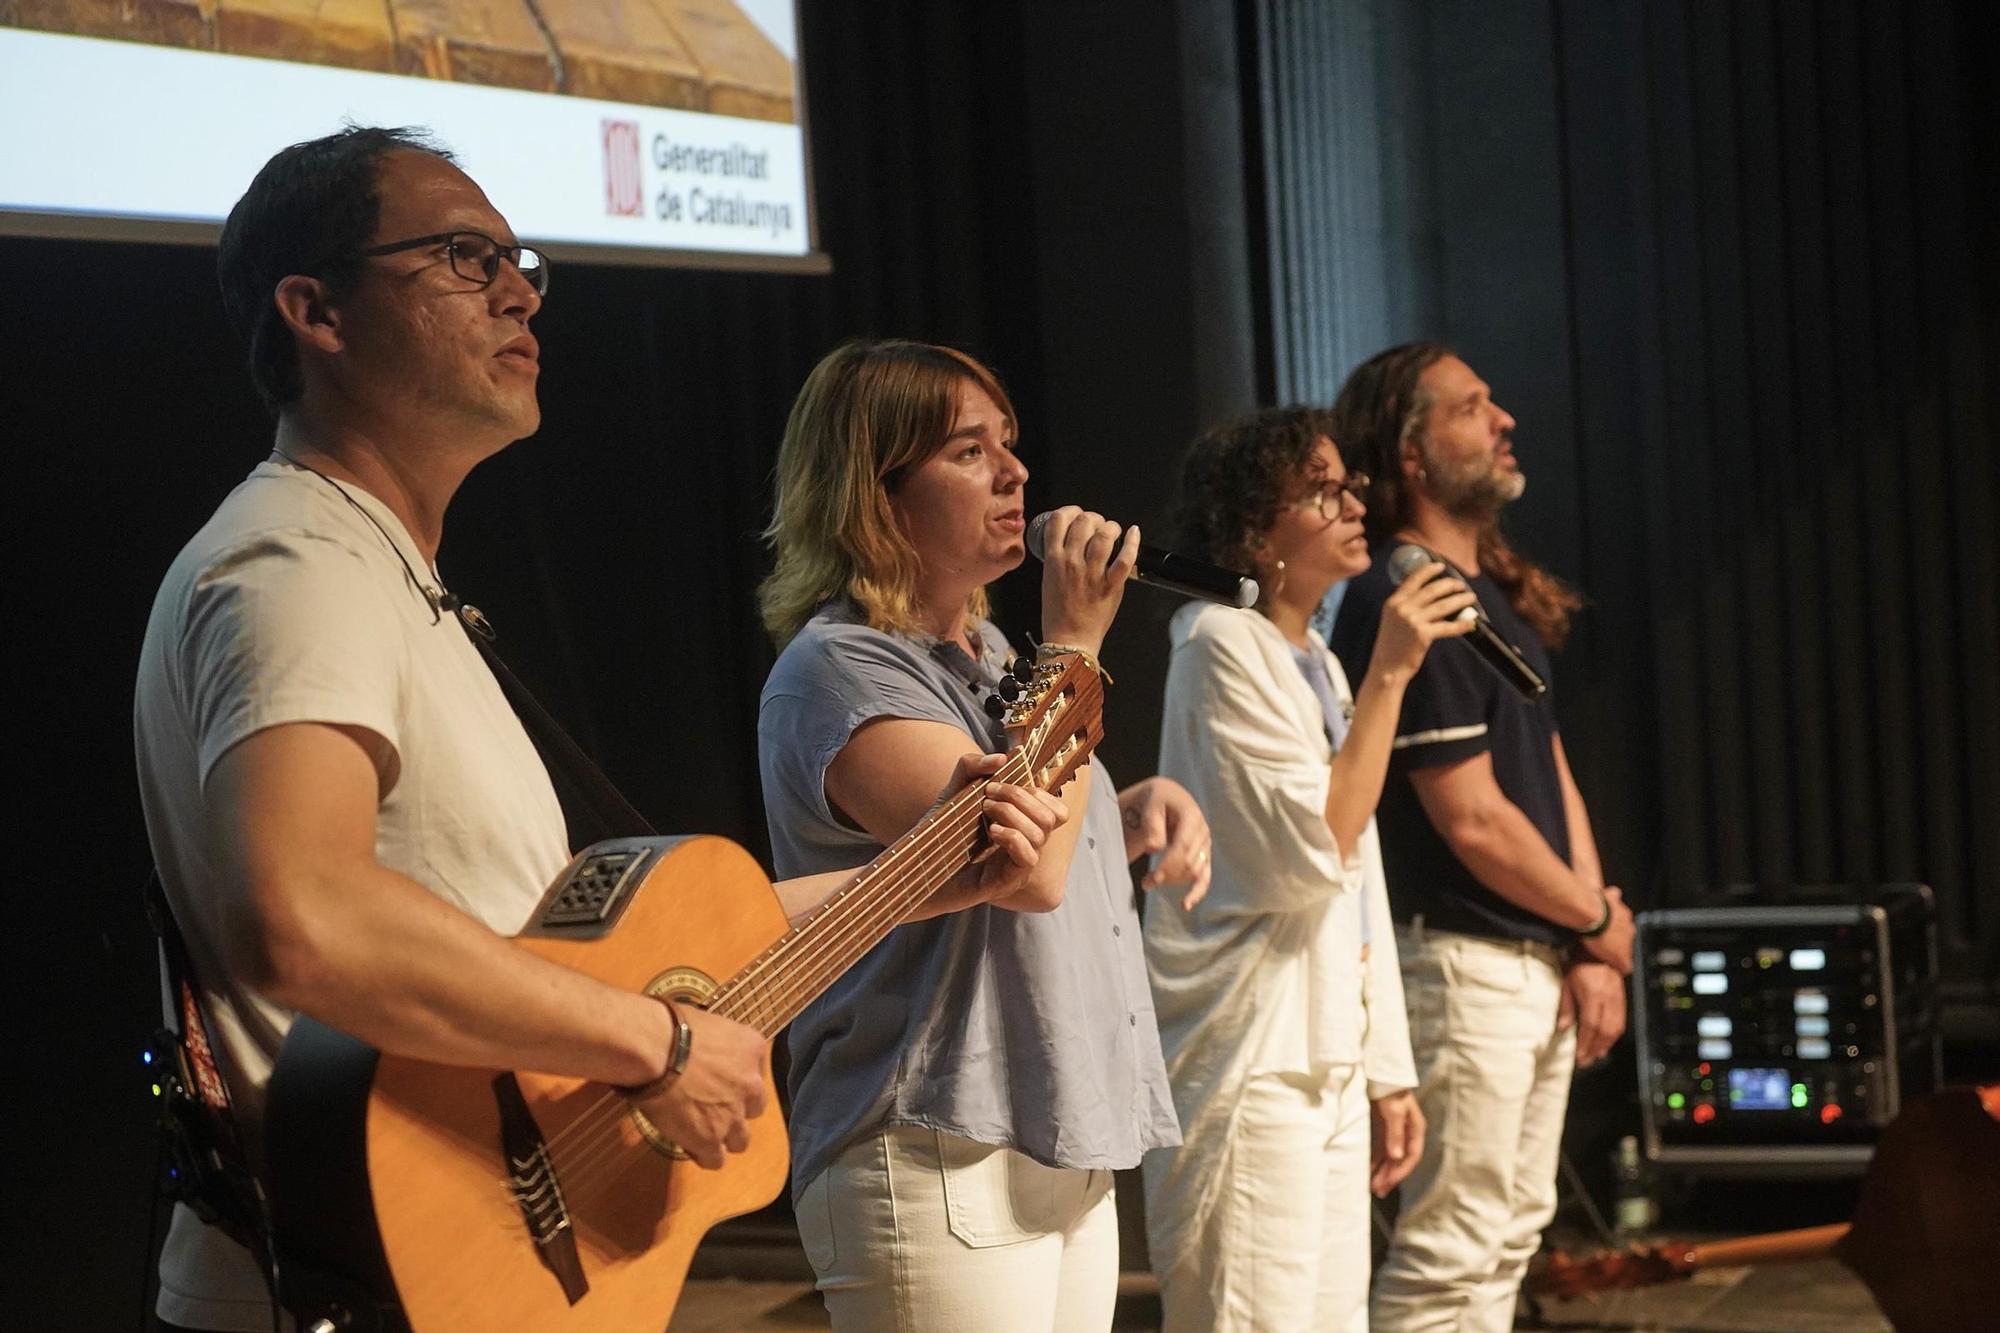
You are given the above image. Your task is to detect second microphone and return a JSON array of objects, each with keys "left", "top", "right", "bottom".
[{"left": 1026, "top": 511, "right": 1260, "bottom": 608}]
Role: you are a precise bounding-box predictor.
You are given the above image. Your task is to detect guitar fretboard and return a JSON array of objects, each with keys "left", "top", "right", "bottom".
[{"left": 705, "top": 751, "right": 1033, "bottom": 1036}]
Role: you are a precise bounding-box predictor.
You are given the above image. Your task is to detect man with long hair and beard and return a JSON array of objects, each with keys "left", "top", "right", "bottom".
[{"left": 1326, "top": 344, "right": 1635, "bottom": 1332}]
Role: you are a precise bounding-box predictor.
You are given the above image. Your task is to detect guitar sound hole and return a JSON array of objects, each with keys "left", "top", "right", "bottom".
[{"left": 629, "top": 967, "right": 721, "bottom": 1160}]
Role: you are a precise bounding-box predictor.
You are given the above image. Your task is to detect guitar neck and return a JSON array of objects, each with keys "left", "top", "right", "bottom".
[
  {"left": 1677, "top": 1223, "right": 1851, "bottom": 1271},
  {"left": 704, "top": 752, "right": 1033, "bottom": 1036}
]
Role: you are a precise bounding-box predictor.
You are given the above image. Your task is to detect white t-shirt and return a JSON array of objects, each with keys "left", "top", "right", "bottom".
[{"left": 134, "top": 459, "right": 570, "bottom": 1330}]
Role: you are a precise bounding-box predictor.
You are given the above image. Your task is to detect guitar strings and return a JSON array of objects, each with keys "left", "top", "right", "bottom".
[
  {"left": 530, "top": 783, "right": 1004, "bottom": 1215},
  {"left": 536, "top": 802, "right": 983, "bottom": 1202},
  {"left": 543, "top": 767, "right": 1008, "bottom": 1198},
  {"left": 524, "top": 756, "right": 1031, "bottom": 1204},
  {"left": 717, "top": 753, "right": 1033, "bottom": 1026},
  {"left": 534, "top": 758, "right": 1005, "bottom": 1166},
  {"left": 548, "top": 677, "right": 1085, "bottom": 1169}
]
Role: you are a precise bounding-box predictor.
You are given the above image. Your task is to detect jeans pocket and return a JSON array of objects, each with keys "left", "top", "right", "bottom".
[
  {"left": 1440, "top": 938, "right": 1529, "bottom": 1005},
  {"left": 938, "top": 1132, "right": 1055, "bottom": 1248},
  {"left": 794, "top": 1164, "right": 839, "bottom": 1273}
]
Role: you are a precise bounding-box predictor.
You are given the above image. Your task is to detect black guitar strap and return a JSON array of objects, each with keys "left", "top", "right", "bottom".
[{"left": 449, "top": 600, "right": 658, "bottom": 844}]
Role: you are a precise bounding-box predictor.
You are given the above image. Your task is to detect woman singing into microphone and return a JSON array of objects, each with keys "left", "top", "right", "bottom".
[
  {"left": 1141, "top": 407, "right": 1475, "bottom": 1331},
  {"left": 756, "top": 339, "right": 1208, "bottom": 1332}
]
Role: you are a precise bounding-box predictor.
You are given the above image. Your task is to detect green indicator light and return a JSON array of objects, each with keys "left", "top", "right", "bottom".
[
  {"left": 1791, "top": 1083, "right": 1809, "bottom": 1108},
  {"left": 1700, "top": 1079, "right": 1713, "bottom": 1091},
  {"left": 1668, "top": 1093, "right": 1686, "bottom": 1110}
]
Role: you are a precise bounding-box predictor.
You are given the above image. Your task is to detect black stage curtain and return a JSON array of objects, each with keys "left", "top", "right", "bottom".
[
  {"left": 1249, "top": 0, "right": 1997, "bottom": 997},
  {"left": 1559, "top": 0, "right": 1998, "bottom": 994}
]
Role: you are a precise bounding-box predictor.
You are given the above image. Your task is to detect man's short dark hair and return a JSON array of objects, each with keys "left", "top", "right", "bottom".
[{"left": 217, "top": 125, "right": 456, "bottom": 414}]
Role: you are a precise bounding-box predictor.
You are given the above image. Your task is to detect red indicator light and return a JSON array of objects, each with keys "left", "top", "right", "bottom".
[
  {"left": 1821, "top": 1104, "right": 1842, "bottom": 1124},
  {"left": 1697, "top": 1062, "right": 1711, "bottom": 1076},
  {"left": 1693, "top": 1103, "right": 1717, "bottom": 1125}
]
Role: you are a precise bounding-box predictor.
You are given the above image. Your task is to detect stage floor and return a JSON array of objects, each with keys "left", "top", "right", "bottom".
[{"left": 667, "top": 1260, "right": 1891, "bottom": 1331}]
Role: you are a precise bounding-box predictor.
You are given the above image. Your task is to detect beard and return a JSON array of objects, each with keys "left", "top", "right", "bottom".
[{"left": 1422, "top": 441, "right": 1526, "bottom": 519}]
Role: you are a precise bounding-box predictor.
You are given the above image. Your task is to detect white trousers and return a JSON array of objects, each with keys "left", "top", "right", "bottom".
[
  {"left": 1371, "top": 925, "right": 1575, "bottom": 1333},
  {"left": 794, "top": 1125, "right": 1120, "bottom": 1333},
  {"left": 1158, "top": 1064, "right": 1373, "bottom": 1333}
]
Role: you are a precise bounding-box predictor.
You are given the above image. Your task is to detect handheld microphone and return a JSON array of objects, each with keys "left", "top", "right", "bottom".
[
  {"left": 1388, "top": 543, "right": 1547, "bottom": 699},
  {"left": 1026, "top": 512, "right": 1260, "bottom": 608}
]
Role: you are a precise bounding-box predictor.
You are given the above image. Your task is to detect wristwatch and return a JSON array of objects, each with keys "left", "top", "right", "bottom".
[{"left": 623, "top": 997, "right": 693, "bottom": 1097}]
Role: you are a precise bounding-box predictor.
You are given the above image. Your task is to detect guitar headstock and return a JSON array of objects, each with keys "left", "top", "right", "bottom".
[{"left": 996, "top": 654, "right": 1105, "bottom": 794}]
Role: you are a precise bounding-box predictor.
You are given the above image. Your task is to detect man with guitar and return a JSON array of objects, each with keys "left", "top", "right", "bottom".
[{"left": 135, "top": 129, "right": 1063, "bottom": 1332}]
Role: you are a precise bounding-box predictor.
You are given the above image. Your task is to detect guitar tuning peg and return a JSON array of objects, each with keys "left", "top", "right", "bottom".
[
  {"left": 983, "top": 693, "right": 1009, "bottom": 719},
  {"left": 1010, "top": 655, "right": 1037, "bottom": 684},
  {"left": 996, "top": 676, "right": 1024, "bottom": 702}
]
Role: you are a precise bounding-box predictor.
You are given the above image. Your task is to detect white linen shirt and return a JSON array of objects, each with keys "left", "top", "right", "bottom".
[{"left": 1141, "top": 601, "right": 1417, "bottom": 1271}]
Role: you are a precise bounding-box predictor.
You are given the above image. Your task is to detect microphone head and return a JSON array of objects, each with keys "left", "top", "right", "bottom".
[
  {"left": 1387, "top": 542, "right": 1435, "bottom": 582},
  {"left": 1025, "top": 511, "right": 1052, "bottom": 561},
  {"left": 1233, "top": 577, "right": 1261, "bottom": 608},
  {"left": 1389, "top": 542, "right": 1479, "bottom": 622}
]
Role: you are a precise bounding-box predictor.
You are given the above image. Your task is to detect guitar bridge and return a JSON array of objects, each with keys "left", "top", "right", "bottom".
[{"left": 493, "top": 1073, "right": 588, "bottom": 1306}]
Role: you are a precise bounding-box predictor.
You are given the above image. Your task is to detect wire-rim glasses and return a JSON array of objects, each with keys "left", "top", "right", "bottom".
[
  {"left": 356, "top": 230, "right": 550, "bottom": 295},
  {"left": 1291, "top": 471, "right": 1370, "bottom": 521}
]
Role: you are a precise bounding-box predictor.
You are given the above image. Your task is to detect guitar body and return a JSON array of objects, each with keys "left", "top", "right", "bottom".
[{"left": 267, "top": 835, "right": 793, "bottom": 1332}]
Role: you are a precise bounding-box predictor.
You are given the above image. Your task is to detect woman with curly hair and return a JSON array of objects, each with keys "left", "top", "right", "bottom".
[
  {"left": 1141, "top": 406, "right": 1475, "bottom": 1331},
  {"left": 757, "top": 339, "right": 1209, "bottom": 1332}
]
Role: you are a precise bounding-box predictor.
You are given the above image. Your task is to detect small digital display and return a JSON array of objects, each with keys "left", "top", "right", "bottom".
[
  {"left": 1794, "top": 991, "right": 1829, "bottom": 1015},
  {"left": 1797, "top": 1039, "right": 1832, "bottom": 1059},
  {"left": 1729, "top": 1067, "right": 1793, "bottom": 1110},
  {"left": 1697, "top": 1015, "right": 1734, "bottom": 1038},
  {"left": 1692, "top": 950, "right": 1727, "bottom": 972},
  {"left": 1693, "top": 973, "right": 1729, "bottom": 995},
  {"left": 1795, "top": 1016, "right": 1830, "bottom": 1037},
  {"left": 1789, "top": 948, "right": 1828, "bottom": 971}
]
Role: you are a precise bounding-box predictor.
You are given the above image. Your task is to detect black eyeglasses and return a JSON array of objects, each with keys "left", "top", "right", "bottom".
[
  {"left": 356, "top": 230, "right": 550, "bottom": 295},
  {"left": 1289, "top": 471, "right": 1370, "bottom": 521}
]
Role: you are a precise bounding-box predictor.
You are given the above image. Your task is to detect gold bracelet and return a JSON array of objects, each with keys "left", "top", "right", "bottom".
[{"left": 1035, "top": 641, "right": 1113, "bottom": 685}]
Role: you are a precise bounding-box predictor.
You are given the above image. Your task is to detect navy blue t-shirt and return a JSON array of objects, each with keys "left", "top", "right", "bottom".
[{"left": 1328, "top": 551, "right": 1570, "bottom": 945}]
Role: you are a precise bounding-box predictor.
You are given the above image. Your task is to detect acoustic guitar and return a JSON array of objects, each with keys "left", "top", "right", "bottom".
[{"left": 263, "top": 653, "right": 1104, "bottom": 1332}]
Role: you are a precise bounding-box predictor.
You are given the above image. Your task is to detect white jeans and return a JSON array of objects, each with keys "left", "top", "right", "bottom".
[
  {"left": 1158, "top": 1064, "right": 1373, "bottom": 1333},
  {"left": 1371, "top": 925, "right": 1574, "bottom": 1333},
  {"left": 794, "top": 1125, "right": 1120, "bottom": 1333}
]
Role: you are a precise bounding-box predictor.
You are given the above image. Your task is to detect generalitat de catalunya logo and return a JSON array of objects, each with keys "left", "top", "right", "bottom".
[{"left": 603, "top": 119, "right": 643, "bottom": 217}]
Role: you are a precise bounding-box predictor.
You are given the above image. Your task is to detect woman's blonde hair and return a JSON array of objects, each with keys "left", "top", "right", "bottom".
[{"left": 759, "top": 339, "right": 1016, "bottom": 646}]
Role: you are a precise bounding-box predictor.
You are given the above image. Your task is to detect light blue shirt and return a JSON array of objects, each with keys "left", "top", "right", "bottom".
[
  {"left": 758, "top": 602, "right": 1180, "bottom": 1196},
  {"left": 1290, "top": 642, "right": 1370, "bottom": 947}
]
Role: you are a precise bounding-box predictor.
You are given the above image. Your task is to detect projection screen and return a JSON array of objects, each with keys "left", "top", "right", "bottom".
[{"left": 0, "top": 0, "right": 824, "bottom": 270}]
